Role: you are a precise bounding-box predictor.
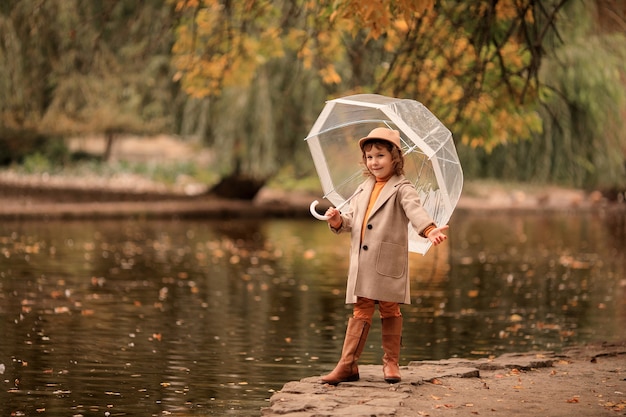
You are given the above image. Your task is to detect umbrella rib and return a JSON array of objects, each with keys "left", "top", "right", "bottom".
[
  {"left": 304, "top": 119, "right": 395, "bottom": 141},
  {"left": 334, "top": 188, "right": 364, "bottom": 211},
  {"left": 404, "top": 142, "right": 460, "bottom": 165}
]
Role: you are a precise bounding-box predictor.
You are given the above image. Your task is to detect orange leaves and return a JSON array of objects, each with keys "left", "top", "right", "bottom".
[
  {"left": 172, "top": 0, "right": 285, "bottom": 97},
  {"left": 603, "top": 400, "right": 626, "bottom": 412},
  {"left": 331, "top": 0, "right": 435, "bottom": 40},
  {"left": 495, "top": 1, "right": 518, "bottom": 20},
  {"left": 171, "top": 0, "right": 445, "bottom": 95},
  {"left": 170, "top": 0, "right": 548, "bottom": 150},
  {"left": 174, "top": 0, "right": 200, "bottom": 13},
  {"left": 320, "top": 65, "right": 341, "bottom": 85}
]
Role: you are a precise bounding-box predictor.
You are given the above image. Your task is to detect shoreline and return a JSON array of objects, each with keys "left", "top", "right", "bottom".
[{"left": 0, "top": 178, "right": 624, "bottom": 220}]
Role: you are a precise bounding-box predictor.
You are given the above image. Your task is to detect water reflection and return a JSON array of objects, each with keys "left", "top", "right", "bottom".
[{"left": 0, "top": 210, "right": 624, "bottom": 416}]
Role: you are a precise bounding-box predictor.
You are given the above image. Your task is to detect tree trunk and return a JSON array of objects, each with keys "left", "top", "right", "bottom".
[
  {"left": 103, "top": 132, "right": 115, "bottom": 161},
  {"left": 209, "top": 174, "right": 266, "bottom": 200}
]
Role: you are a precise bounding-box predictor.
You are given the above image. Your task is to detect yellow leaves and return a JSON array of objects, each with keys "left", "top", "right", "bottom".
[
  {"left": 452, "top": 37, "right": 471, "bottom": 58},
  {"left": 428, "top": 77, "right": 464, "bottom": 110},
  {"left": 171, "top": 0, "right": 544, "bottom": 151},
  {"left": 174, "top": 0, "right": 200, "bottom": 13},
  {"left": 456, "top": 89, "right": 541, "bottom": 151},
  {"left": 285, "top": 28, "right": 308, "bottom": 51},
  {"left": 500, "top": 41, "right": 527, "bottom": 70},
  {"left": 172, "top": 0, "right": 285, "bottom": 97},
  {"left": 393, "top": 18, "right": 409, "bottom": 34},
  {"left": 331, "top": 0, "right": 436, "bottom": 40}
]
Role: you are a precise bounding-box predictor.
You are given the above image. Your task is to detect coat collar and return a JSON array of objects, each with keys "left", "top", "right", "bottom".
[{"left": 359, "top": 174, "right": 406, "bottom": 219}]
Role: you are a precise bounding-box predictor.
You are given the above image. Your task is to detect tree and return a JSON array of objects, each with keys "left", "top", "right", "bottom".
[
  {"left": 461, "top": 0, "right": 626, "bottom": 191},
  {"left": 171, "top": 0, "right": 571, "bottom": 185},
  {"left": 0, "top": 0, "right": 177, "bottom": 161}
]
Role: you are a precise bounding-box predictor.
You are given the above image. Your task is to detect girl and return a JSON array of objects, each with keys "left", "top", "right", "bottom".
[{"left": 321, "top": 127, "right": 448, "bottom": 385}]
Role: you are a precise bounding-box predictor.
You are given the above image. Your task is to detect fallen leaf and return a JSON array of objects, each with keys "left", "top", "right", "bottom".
[
  {"left": 430, "top": 395, "right": 441, "bottom": 400},
  {"left": 566, "top": 397, "right": 579, "bottom": 403}
]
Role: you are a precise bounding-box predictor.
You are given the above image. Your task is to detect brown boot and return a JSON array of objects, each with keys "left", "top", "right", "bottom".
[
  {"left": 381, "top": 316, "right": 402, "bottom": 383},
  {"left": 321, "top": 318, "right": 370, "bottom": 385}
]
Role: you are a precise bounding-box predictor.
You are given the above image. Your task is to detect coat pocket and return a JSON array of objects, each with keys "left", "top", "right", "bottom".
[{"left": 376, "top": 241, "right": 406, "bottom": 278}]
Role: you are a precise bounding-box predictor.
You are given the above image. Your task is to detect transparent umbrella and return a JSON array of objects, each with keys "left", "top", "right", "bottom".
[{"left": 305, "top": 94, "right": 463, "bottom": 254}]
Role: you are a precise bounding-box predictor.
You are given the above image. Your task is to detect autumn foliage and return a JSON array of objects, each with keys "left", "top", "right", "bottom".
[{"left": 171, "top": 0, "right": 564, "bottom": 151}]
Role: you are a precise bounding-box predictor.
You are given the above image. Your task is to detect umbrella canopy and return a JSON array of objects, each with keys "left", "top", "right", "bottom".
[{"left": 305, "top": 94, "right": 463, "bottom": 254}]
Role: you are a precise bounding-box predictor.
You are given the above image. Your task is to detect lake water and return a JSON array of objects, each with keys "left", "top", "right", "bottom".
[{"left": 1, "top": 209, "right": 625, "bottom": 416}]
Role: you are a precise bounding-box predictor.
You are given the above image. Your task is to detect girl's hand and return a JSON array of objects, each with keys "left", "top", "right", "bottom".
[
  {"left": 428, "top": 225, "right": 449, "bottom": 246},
  {"left": 325, "top": 207, "right": 342, "bottom": 229}
]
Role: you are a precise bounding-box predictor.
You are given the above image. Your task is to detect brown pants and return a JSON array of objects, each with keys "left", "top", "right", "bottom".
[{"left": 353, "top": 297, "right": 401, "bottom": 325}]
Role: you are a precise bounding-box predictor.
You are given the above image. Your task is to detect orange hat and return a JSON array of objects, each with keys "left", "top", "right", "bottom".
[{"left": 358, "top": 127, "right": 401, "bottom": 150}]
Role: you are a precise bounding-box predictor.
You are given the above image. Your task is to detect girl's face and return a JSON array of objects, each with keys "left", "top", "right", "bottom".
[{"left": 364, "top": 143, "right": 394, "bottom": 180}]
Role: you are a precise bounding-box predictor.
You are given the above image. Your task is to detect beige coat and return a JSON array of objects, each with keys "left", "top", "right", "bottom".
[{"left": 332, "top": 175, "right": 434, "bottom": 304}]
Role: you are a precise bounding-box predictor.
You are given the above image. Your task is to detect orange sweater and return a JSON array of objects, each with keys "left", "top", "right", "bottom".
[{"left": 361, "top": 178, "right": 387, "bottom": 241}]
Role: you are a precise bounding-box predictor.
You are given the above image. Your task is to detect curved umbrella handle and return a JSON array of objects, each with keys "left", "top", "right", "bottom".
[{"left": 309, "top": 200, "right": 330, "bottom": 221}]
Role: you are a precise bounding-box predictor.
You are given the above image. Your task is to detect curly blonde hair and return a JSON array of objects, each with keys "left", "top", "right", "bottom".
[{"left": 360, "top": 139, "right": 405, "bottom": 177}]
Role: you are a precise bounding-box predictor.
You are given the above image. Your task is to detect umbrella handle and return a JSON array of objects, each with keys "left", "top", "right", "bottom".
[{"left": 309, "top": 200, "right": 331, "bottom": 221}]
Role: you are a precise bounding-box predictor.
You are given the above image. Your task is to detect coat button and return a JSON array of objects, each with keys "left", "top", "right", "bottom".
[
  {"left": 367, "top": 224, "right": 373, "bottom": 230},
  {"left": 362, "top": 245, "right": 368, "bottom": 251}
]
